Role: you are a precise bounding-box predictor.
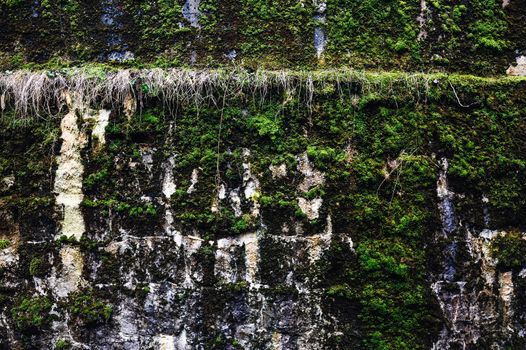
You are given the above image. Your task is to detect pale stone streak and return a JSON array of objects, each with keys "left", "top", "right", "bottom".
[
  {"left": 215, "top": 232, "right": 260, "bottom": 286},
  {"left": 52, "top": 94, "right": 88, "bottom": 299},
  {"left": 54, "top": 105, "right": 86, "bottom": 240}
]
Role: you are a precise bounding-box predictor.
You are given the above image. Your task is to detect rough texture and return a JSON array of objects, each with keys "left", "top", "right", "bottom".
[
  {"left": 1, "top": 70, "right": 526, "bottom": 349},
  {"left": 1, "top": 0, "right": 526, "bottom": 75}
]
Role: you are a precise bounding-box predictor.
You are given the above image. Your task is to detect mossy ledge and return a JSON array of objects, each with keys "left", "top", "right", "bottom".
[{"left": 1, "top": 67, "right": 525, "bottom": 118}]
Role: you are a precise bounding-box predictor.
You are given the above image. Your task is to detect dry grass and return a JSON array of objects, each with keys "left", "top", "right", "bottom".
[{"left": 1, "top": 67, "right": 491, "bottom": 118}]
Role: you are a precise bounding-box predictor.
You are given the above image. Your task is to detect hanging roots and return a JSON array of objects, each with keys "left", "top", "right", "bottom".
[{"left": 0, "top": 67, "right": 442, "bottom": 118}]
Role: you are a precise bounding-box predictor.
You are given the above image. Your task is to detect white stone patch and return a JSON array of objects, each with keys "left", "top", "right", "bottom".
[
  {"left": 211, "top": 200, "right": 219, "bottom": 213},
  {"left": 54, "top": 106, "right": 87, "bottom": 240},
  {"left": 241, "top": 233, "right": 260, "bottom": 285},
  {"left": 211, "top": 184, "right": 227, "bottom": 213},
  {"left": 215, "top": 238, "right": 239, "bottom": 284},
  {"left": 296, "top": 152, "right": 325, "bottom": 220},
  {"left": 105, "top": 237, "right": 132, "bottom": 255},
  {"left": 215, "top": 232, "right": 260, "bottom": 286},
  {"left": 173, "top": 231, "right": 203, "bottom": 289},
  {"left": 51, "top": 98, "right": 88, "bottom": 299},
  {"left": 123, "top": 268, "right": 136, "bottom": 290},
  {"left": 182, "top": 0, "right": 201, "bottom": 28},
  {"left": 123, "top": 94, "right": 136, "bottom": 120},
  {"left": 298, "top": 197, "right": 323, "bottom": 220},
  {"left": 297, "top": 152, "right": 325, "bottom": 192},
  {"left": 307, "top": 215, "right": 333, "bottom": 263},
  {"left": 499, "top": 271, "right": 514, "bottom": 325},
  {"left": 187, "top": 168, "right": 199, "bottom": 194},
  {"left": 234, "top": 324, "right": 256, "bottom": 349},
  {"left": 0, "top": 246, "right": 18, "bottom": 268},
  {"left": 416, "top": 0, "right": 428, "bottom": 40},
  {"left": 175, "top": 329, "right": 190, "bottom": 350},
  {"left": 230, "top": 189, "right": 242, "bottom": 217},
  {"left": 140, "top": 195, "right": 152, "bottom": 203},
  {"left": 475, "top": 229, "right": 524, "bottom": 312},
  {"left": 507, "top": 55, "right": 526, "bottom": 76},
  {"left": 313, "top": 1, "right": 327, "bottom": 60},
  {"left": 276, "top": 215, "right": 333, "bottom": 266},
  {"left": 91, "top": 109, "right": 111, "bottom": 146},
  {"left": 154, "top": 334, "right": 175, "bottom": 350},
  {"left": 244, "top": 179, "right": 258, "bottom": 200},
  {"left": 164, "top": 207, "right": 175, "bottom": 234},
  {"left": 2, "top": 175, "right": 15, "bottom": 191},
  {"left": 34, "top": 276, "right": 47, "bottom": 295},
  {"left": 468, "top": 229, "right": 498, "bottom": 286},
  {"left": 49, "top": 246, "right": 85, "bottom": 298},
  {"left": 271, "top": 331, "right": 282, "bottom": 350},
  {"left": 162, "top": 156, "right": 177, "bottom": 199},
  {"left": 479, "top": 229, "right": 499, "bottom": 241},
  {"left": 468, "top": 230, "right": 525, "bottom": 289},
  {"left": 218, "top": 184, "right": 226, "bottom": 200},
  {"left": 436, "top": 158, "right": 452, "bottom": 199},
  {"left": 269, "top": 163, "right": 287, "bottom": 178},
  {"left": 436, "top": 158, "right": 456, "bottom": 235},
  {"left": 431, "top": 280, "right": 479, "bottom": 348},
  {"left": 343, "top": 234, "right": 354, "bottom": 251},
  {"left": 117, "top": 299, "right": 140, "bottom": 348},
  {"left": 141, "top": 149, "right": 154, "bottom": 172},
  {"left": 242, "top": 149, "right": 260, "bottom": 217},
  {"left": 502, "top": 0, "right": 510, "bottom": 7}
]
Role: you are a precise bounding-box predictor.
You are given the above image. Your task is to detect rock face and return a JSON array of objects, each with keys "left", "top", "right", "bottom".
[
  {"left": 432, "top": 159, "right": 525, "bottom": 349},
  {"left": 1, "top": 70, "right": 526, "bottom": 349}
]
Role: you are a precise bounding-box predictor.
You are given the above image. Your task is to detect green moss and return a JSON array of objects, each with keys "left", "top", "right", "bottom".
[
  {"left": 490, "top": 232, "right": 526, "bottom": 270},
  {"left": 84, "top": 169, "right": 109, "bottom": 189},
  {"left": 57, "top": 235, "right": 79, "bottom": 245},
  {"left": 29, "top": 257, "right": 45, "bottom": 277},
  {"left": 0, "top": 0, "right": 22, "bottom": 7},
  {"left": 54, "top": 339, "right": 71, "bottom": 350},
  {"left": 11, "top": 296, "right": 52, "bottom": 331},
  {"left": 2, "top": 68, "right": 524, "bottom": 348},
  {"left": 325, "top": 284, "right": 353, "bottom": 298},
  {"left": 69, "top": 290, "right": 113, "bottom": 326},
  {"left": 0, "top": 239, "right": 10, "bottom": 250},
  {"left": 81, "top": 198, "right": 158, "bottom": 219},
  {"left": 355, "top": 240, "right": 430, "bottom": 349},
  {"left": 1, "top": 0, "right": 525, "bottom": 74},
  {"left": 224, "top": 281, "right": 249, "bottom": 292},
  {"left": 248, "top": 109, "right": 283, "bottom": 143}
]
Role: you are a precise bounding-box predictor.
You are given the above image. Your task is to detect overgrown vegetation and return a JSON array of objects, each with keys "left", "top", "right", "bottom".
[
  {"left": 29, "top": 257, "right": 45, "bottom": 277},
  {"left": 491, "top": 232, "right": 526, "bottom": 270},
  {"left": 68, "top": 289, "right": 113, "bottom": 326},
  {"left": 11, "top": 296, "right": 52, "bottom": 331},
  {"left": 2, "top": 67, "right": 525, "bottom": 120},
  {"left": 0, "top": 239, "right": 10, "bottom": 250},
  {"left": 1, "top": 67, "right": 526, "bottom": 348},
  {"left": 54, "top": 339, "right": 71, "bottom": 350},
  {"left": 1, "top": 0, "right": 524, "bottom": 73}
]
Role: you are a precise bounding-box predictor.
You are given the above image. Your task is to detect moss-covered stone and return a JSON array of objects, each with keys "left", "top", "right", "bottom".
[{"left": 1, "top": 1, "right": 525, "bottom": 74}]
